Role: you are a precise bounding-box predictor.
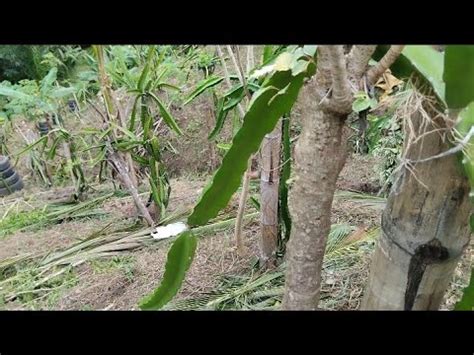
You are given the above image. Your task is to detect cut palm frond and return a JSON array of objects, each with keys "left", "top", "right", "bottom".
[
  {"left": 167, "top": 224, "right": 379, "bottom": 310},
  {"left": 0, "top": 209, "right": 259, "bottom": 306},
  {"left": 335, "top": 190, "right": 386, "bottom": 210}
]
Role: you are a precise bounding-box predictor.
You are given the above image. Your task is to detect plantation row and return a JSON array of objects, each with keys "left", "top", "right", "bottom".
[{"left": 0, "top": 45, "right": 472, "bottom": 310}]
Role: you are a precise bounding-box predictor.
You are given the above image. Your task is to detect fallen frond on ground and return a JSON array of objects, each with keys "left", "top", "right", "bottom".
[
  {"left": 0, "top": 193, "right": 113, "bottom": 239},
  {"left": 165, "top": 225, "right": 379, "bottom": 310},
  {"left": 0, "top": 204, "right": 259, "bottom": 308},
  {"left": 334, "top": 190, "right": 386, "bottom": 210}
]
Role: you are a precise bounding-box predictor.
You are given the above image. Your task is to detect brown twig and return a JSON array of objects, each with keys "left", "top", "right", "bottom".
[{"left": 367, "top": 45, "right": 405, "bottom": 85}]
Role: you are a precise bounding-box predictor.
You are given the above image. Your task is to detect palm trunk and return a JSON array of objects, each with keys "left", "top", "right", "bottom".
[
  {"left": 259, "top": 120, "right": 282, "bottom": 267},
  {"left": 361, "top": 108, "right": 471, "bottom": 310},
  {"left": 282, "top": 80, "right": 350, "bottom": 310}
]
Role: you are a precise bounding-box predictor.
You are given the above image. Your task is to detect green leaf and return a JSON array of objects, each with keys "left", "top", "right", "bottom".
[
  {"left": 128, "top": 95, "right": 141, "bottom": 131},
  {"left": 131, "top": 153, "right": 148, "bottom": 166},
  {"left": 0, "top": 86, "right": 35, "bottom": 101},
  {"left": 188, "top": 58, "right": 315, "bottom": 227},
  {"left": 50, "top": 87, "right": 76, "bottom": 98},
  {"left": 263, "top": 45, "right": 275, "bottom": 63},
  {"left": 14, "top": 135, "right": 49, "bottom": 157},
  {"left": 110, "top": 122, "right": 139, "bottom": 141},
  {"left": 138, "top": 46, "right": 155, "bottom": 92},
  {"left": 352, "top": 97, "right": 372, "bottom": 113},
  {"left": 456, "top": 102, "right": 474, "bottom": 195},
  {"left": 139, "top": 231, "right": 197, "bottom": 310},
  {"left": 402, "top": 46, "right": 445, "bottom": 104},
  {"left": 208, "top": 97, "right": 229, "bottom": 140},
  {"left": 155, "top": 82, "right": 182, "bottom": 91},
  {"left": 147, "top": 92, "right": 183, "bottom": 136},
  {"left": 223, "top": 89, "right": 245, "bottom": 111},
  {"left": 250, "top": 195, "right": 260, "bottom": 210},
  {"left": 40, "top": 67, "right": 58, "bottom": 94},
  {"left": 303, "top": 45, "right": 318, "bottom": 57},
  {"left": 183, "top": 76, "right": 225, "bottom": 105},
  {"left": 455, "top": 269, "right": 474, "bottom": 310},
  {"left": 374, "top": 45, "right": 445, "bottom": 105},
  {"left": 444, "top": 46, "right": 474, "bottom": 109},
  {"left": 149, "top": 175, "right": 161, "bottom": 209},
  {"left": 222, "top": 82, "right": 259, "bottom": 112},
  {"left": 48, "top": 136, "right": 63, "bottom": 160}
]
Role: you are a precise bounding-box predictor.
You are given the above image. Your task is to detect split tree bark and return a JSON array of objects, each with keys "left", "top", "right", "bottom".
[{"left": 259, "top": 120, "right": 282, "bottom": 267}]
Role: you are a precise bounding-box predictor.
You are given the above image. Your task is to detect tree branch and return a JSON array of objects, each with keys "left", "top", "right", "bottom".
[
  {"left": 347, "top": 45, "right": 377, "bottom": 81},
  {"left": 367, "top": 45, "right": 405, "bottom": 85},
  {"left": 321, "top": 45, "right": 352, "bottom": 111}
]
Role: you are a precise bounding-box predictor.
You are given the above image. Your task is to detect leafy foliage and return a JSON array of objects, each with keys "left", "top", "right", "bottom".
[
  {"left": 455, "top": 269, "right": 474, "bottom": 310},
  {"left": 0, "top": 67, "right": 76, "bottom": 121},
  {"left": 374, "top": 45, "right": 445, "bottom": 104},
  {"left": 443, "top": 46, "right": 474, "bottom": 109}
]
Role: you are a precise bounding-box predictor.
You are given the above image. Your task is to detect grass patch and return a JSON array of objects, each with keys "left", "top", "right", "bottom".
[
  {"left": 0, "top": 209, "right": 49, "bottom": 238},
  {"left": 90, "top": 255, "right": 136, "bottom": 282},
  {"left": 0, "top": 192, "right": 113, "bottom": 239}
]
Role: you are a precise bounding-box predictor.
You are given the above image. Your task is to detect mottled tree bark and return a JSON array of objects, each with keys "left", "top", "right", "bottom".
[
  {"left": 282, "top": 80, "right": 350, "bottom": 309},
  {"left": 282, "top": 45, "right": 379, "bottom": 310},
  {"left": 362, "top": 109, "right": 471, "bottom": 310},
  {"left": 259, "top": 120, "right": 282, "bottom": 267}
]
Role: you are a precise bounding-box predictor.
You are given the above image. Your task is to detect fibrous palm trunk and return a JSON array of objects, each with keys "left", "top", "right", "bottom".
[{"left": 362, "top": 105, "right": 471, "bottom": 310}]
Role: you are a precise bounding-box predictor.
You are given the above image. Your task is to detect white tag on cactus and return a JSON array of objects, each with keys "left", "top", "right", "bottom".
[{"left": 151, "top": 222, "right": 189, "bottom": 240}]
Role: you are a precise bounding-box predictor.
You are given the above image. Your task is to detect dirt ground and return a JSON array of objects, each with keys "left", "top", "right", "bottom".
[{"left": 0, "top": 153, "right": 472, "bottom": 310}]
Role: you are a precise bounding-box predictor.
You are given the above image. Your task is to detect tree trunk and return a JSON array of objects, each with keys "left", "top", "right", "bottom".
[
  {"left": 259, "top": 120, "right": 282, "bottom": 267},
  {"left": 108, "top": 149, "right": 155, "bottom": 227},
  {"left": 282, "top": 80, "right": 350, "bottom": 310},
  {"left": 361, "top": 109, "right": 471, "bottom": 310}
]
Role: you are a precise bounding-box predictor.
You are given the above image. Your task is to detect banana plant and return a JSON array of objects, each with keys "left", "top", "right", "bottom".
[
  {"left": 0, "top": 67, "right": 76, "bottom": 121},
  {"left": 0, "top": 68, "right": 79, "bottom": 189},
  {"left": 139, "top": 45, "right": 317, "bottom": 310}
]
